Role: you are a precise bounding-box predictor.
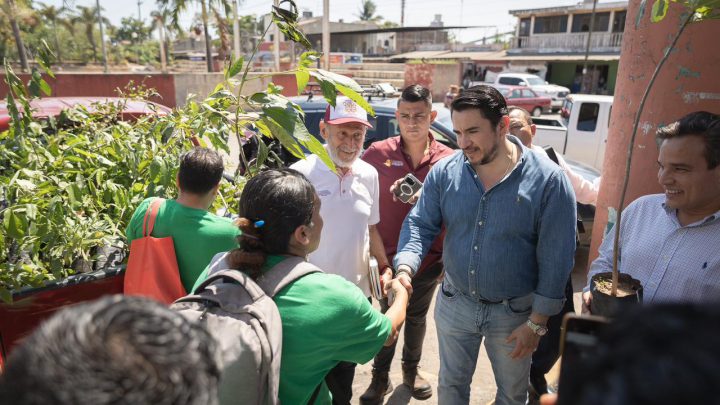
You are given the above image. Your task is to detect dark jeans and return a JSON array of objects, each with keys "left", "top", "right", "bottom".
[
  {"left": 325, "top": 360, "right": 357, "bottom": 405},
  {"left": 373, "top": 262, "right": 443, "bottom": 373},
  {"left": 530, "top": 278, "right": 575, "bottom": 382}
]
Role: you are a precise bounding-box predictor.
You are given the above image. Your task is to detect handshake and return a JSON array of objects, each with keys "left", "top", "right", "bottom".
[{"left": 369, "top": 257, "right": 413, "bottom": 304}]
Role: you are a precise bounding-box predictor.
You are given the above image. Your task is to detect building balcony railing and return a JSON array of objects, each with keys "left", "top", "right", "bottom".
[{"left": 510, "top": 32, "right": 623, "bottom": 53}]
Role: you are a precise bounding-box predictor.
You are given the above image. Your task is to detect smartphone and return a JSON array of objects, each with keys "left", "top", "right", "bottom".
[
  {"left": 556, "top": 314, "right": 609, "bottom": 405},
  {"left": 393, "top": 173, "right": 423, "bottom": 203}
]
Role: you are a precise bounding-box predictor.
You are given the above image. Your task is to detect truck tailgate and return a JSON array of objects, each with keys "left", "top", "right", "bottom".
[{"left": 0, "top": 268, "right": 125, "bottom": 366}]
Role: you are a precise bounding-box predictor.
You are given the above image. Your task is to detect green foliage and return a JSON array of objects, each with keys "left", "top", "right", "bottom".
[
  {"left": 650, "top": 0, "right": 720, "bottom": 22},
  {"left": 0, "top": 1, "right": 374, "bottom": 301},
  {"left": 114, "top": 17, "right": 153, "bottom": 43}
]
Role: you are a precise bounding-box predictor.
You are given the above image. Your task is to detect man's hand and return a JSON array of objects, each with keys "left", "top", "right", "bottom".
[
  {"left": 582, "top": 290, "right": 592, "bottom": 314},
  {"left": 390, "top": 177, "right": 422, "bottom": 204},
  {"left": 506, "top": 322, "right": 541, "bottom": 359},
  {"left": 380, "top": 267, "right": 393, "bottom": 297},
  {"left": 385, "top": 265, "right": 413, "bottom": 296}
]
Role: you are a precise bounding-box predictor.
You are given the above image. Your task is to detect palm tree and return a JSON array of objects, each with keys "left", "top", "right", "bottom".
[
  {"left": 38, "top": 3, "right": 65, "bottom": 64},
  {"left": 1, "top": 0, "right": 30, "bottom": 71},
  {"left": 73, "top": 5, "right": 109, "bottom": 63},
  {"left": 157, "top": 0, "right": 233, "bottom": 73},
  {"left": 356, "top": 0, "right": 382, "bottom": 22}
]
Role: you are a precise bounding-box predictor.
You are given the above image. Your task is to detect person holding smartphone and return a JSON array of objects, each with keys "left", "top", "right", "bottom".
[{"left": 360, "top": 85, "right": 454, "bottom": 403}]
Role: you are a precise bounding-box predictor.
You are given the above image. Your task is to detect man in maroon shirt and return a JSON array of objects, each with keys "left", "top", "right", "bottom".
[{"left": 360, "top": 85, "right": 455, "bottom": 403}]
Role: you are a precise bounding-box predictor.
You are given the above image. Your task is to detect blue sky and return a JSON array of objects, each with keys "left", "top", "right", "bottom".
[{"left": 44, "top": 0, "right": 587, "bottom": 43}]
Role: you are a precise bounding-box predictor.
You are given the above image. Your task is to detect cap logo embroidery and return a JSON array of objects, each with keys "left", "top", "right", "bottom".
[{"left": 343, "top": 99, "right": 357, "bottom": 113}]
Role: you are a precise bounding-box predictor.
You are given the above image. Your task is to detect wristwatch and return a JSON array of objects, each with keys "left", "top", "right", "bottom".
[
  {"left": 526, "top": 319, "right": 548, "bottom": 336},
  {"left": 394, "top": 266, "right": 413, "bottom": 279}
]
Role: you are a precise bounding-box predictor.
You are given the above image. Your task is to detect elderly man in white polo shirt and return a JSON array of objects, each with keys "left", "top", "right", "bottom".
[{"left": 290, "top": 96, "right": 392, "bottom": 405}]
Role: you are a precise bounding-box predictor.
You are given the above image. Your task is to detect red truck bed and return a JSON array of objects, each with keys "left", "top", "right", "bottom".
[{"left": 0, "top": 268, "right": 125, "bottom": 368}]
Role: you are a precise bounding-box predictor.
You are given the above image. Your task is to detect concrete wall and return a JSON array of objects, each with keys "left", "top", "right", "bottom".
[
  {"left": 589, "top": 2, "right": 720, "bottom": 266},
  {"left": 404, "top": 62, "right": 462, "bottom": 101}
]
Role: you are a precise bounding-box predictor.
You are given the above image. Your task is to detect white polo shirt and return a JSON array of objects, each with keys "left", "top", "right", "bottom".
[{"left": 291, "top": 153, "right": 380, "bottom": 297}]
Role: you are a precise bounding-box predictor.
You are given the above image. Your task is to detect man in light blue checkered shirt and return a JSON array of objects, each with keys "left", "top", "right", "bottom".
[{"left": 584, "top": 111, "right": 720, "bottom": 309}]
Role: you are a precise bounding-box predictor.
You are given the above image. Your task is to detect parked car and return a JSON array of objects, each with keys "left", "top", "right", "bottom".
[
  {"left": 0, "top": 97, "right": 172, "bottom": 131},
  {"left": 533, "top": 94, "right": 613, "bottom": 171},
  {"left": 496, "top": 85, "right": 552, "bottom": 117},
  {"left": 472, "top": 72, "right": 570, "bottom": 112}
]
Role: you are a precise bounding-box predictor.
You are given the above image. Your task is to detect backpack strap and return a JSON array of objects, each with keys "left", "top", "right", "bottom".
[
  {"left": 142, "top": 198, "right": 165, "bottom": 237},
  {"left": 256, "top": 256, "right": 323, "bottom": 298},
  {"left": 188, "top": 269, "right": 267, "bottom": 303}
]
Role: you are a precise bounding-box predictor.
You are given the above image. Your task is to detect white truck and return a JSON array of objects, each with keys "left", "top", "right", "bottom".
[
  {"left": 471, "top": 72, "right": 570, "bottom": 111},
  {"left": 533, "top": 94, "right": 613, "bottom": 172}
]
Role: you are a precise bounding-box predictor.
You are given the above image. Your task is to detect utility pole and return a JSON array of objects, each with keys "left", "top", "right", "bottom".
[
  {"left": 233, "top": 0, "right": 241, "bottom": 60},
  {"left": 401, "top": 0, "right": 405, "bottom": 27},
  {"left": 274, "top": 0, "right": 281, "bottom": 71},
  {"left": 581, "top": 0, "right": 598, "bottom": 93},
  {"left": 96, "top": 0, "right": 108, "bottom": 73},
  {"left": 322, "top": 0, "right": 329, "bottom": 70},
  {"left": 137, "top": 0, "right": 142, "bottom": 21},
  {"left": 157, "top": 14, "right": 167, "bottom": 73}
]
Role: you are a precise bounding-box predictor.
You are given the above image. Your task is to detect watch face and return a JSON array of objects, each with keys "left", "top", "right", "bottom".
[{"left": 537, "top": 327, "right": 548, "bottom": 336}]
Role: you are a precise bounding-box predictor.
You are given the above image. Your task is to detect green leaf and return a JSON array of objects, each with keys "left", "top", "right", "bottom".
[
  {"left": 296, "top": 70, "right": 310, "bottom": 95},
  {"left": 272, "top": 1, "right": 312, "bottom": 49},
  {"left": 39, "top": 79, "right": 52, "bottom": 97},
  {"left": 38, "top": 40, "right": 56, "bottom": 79},
  {"left": 312, "top": 69, "right": 363, "bottom": 92},
  {"left": 299, "top": 51, "right": 321, "bottom": 68},
  {"left": 320, "top": 80, "right": 337, "bottom": 107},
  {"left": 226, "top": 56, "right": 245, "bottom": 79},
  {"left": 651, "top": 0, "right": 670, "bottom": 22},
  {"left": 336, "top": 84, "right": 375, "bottom": 117},
  {"left": 4, "top": 209, "right": 27, "bottom": 239},
  {"left": 260, "top": 116, "right": 305, "bottom": 159},
  {"left": 256, "top": 136, "right": 269, "bottom": 168}
]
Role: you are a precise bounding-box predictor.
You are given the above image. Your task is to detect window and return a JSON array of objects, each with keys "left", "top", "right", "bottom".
[
  {"left": 499, "top": 77, "right": 525, "bottom": 85},
  {"left": 612, "top": 11, "right": 627, "bottom": 32},
  {"left": 571, "top": 12, "right": 611, "bottom": 32},
  {"left": 521, "top": 89, "right": 536, "bottom": 98},
  {"left": 533, "top": 16, "right": 568, "bottom": 34},
  {"left": 509, "top": 89, "right": 523, "bottom": 99},
  {"left": 519, "top": 18, "right": 531, "bottom": 36},
  {"left": 577, "top": 103, "right": 600, "bottom": 132}
]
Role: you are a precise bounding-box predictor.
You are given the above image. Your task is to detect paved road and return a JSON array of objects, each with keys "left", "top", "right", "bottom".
[{"left": 352, "top": 245, "right": 591, "bottom": 405}]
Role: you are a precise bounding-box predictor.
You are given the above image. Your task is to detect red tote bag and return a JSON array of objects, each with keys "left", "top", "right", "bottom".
[{"left": 124, "top": 198, "right": 186, "bottom": 304}]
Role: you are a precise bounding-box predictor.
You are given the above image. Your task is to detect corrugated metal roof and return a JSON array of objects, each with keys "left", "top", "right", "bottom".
[
  {"left": 502, "top": 53, "right": 620, "bottom": 61},
  {"left": 389, "top": 51, "right": 451, "bottom": 60},
  {"left": 426, "top": 50, "right": 507, "bottom": 61}
]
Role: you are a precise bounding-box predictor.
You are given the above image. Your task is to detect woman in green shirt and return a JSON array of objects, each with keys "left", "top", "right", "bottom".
[{"left": 196, "top": 168, "right": 409, "bottom": 404}]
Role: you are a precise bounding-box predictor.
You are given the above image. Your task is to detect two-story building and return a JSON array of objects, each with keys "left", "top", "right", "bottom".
[{"left": 507, "top": 0, "right": 628, "bottom": 94}]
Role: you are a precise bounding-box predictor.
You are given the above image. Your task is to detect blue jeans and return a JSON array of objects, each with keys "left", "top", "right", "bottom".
[{"left": 435, "top": 279, "right": 532, "bottom": 405}]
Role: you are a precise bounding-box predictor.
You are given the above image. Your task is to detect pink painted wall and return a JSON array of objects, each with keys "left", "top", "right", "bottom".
[{"left": 0, "top": 73, "right": 176, "bottom": 107}]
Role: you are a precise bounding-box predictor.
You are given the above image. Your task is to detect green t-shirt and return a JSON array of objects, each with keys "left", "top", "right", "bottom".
[
  {"left": 193, "top": 256, "right": 391, "bottom": 405},
  {"left": 125, "top": 198, "right": 240, "bottom": 292}
]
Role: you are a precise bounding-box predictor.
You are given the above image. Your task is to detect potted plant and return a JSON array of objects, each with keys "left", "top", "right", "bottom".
[{"left": 589, "top": 0, "right": 719, "bottom": 317}]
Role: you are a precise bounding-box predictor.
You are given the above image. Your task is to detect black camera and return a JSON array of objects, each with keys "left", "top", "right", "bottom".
[{"left": 393, "top": 173, "right": 423, "bottom": 203}]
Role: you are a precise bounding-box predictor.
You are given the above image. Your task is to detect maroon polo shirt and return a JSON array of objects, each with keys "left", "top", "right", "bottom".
[{"left": 362, "top": 134, "right": 455, "bottom": 274}]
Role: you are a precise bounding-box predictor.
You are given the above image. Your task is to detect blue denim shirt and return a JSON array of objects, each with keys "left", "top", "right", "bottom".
[{"left": 394, "top": 137, "right": 577, "bottom": 316}]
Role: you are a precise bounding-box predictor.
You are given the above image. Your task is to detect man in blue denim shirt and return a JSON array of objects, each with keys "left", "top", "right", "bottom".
[{"left": 392, "top": 86, "right": 577, "bottom": 405}]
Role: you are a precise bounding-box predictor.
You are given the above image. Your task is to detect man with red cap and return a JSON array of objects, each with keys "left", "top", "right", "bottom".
[{"left": 290, "top": 96, "right": 392, "bottom": 405}]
